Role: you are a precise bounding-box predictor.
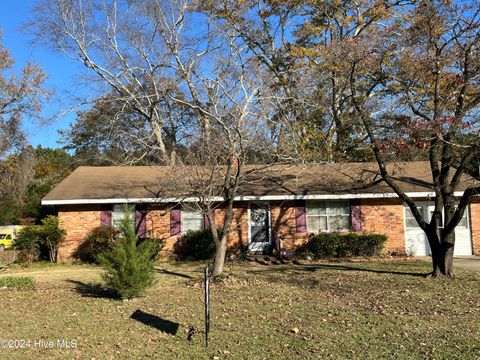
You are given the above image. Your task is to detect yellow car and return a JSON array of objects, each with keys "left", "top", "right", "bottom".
[{"left": 0, "top": 226, "right": 24, "bottom": 250}]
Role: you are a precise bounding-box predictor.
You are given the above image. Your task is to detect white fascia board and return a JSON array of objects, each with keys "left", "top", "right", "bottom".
[{"left": 41, "top": 191, "right": 466, "bottom": 206}]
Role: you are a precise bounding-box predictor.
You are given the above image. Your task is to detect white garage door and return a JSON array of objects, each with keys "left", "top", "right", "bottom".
[{"left": 404, "top": 204, "right": 472, "bottom": 256}]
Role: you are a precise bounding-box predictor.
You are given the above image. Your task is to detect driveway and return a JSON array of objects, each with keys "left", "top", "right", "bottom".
[
  {"left": 418, "top": 256, "right": 480, "bottom": 272},
  {"left": 453, "top": 256, "right": 480, "bottom": 273}
]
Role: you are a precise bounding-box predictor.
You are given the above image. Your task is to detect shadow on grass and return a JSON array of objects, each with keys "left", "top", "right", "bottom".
[
  {"left": 156, "top": 268, "right": 193, "bottom": 279},
  {"left": 293, "top": 263, "right": 429, "bottom": 277},
  {"left": 246, "top": 262, "right": 429, "bottom": 278},
  {"left": 65, "top": 279, "right": 118, "bottom": 299},
  {"left": 130, "top": 309, "right": 179, "bottom": 335}
]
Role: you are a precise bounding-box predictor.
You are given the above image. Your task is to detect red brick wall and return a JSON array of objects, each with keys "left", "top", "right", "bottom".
[
  {"left": 58, "top": 205, "right": 102, "bottom": 262},
  {"left": 57, "top": 199, "right": 410, "bottom": 261},
  {"left": 145, "top": 205, "right": 176, "bottom": 257},
  {"left": 145, "top": 203, "right": 251, "bottom": 257},
  {"left": 359, "top": 199, "right": 406, "bottom": 255},
  {"left": 270, "top": 201, "right": 308, "bottom": 249},
  {"left": 56, "top": 198, "right": 480, "bottom": 261},
  {"left": 211, "top": 202, "right": 249, "bottom": 252}
]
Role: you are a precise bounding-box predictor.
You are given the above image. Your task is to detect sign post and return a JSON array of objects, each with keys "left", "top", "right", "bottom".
[{"left": 204, "top": 265, "right": 210, "bottom": 347}]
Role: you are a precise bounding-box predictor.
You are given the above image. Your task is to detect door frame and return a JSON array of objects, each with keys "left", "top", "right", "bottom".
[{"left": 247, "top": 201, "right": 272, "bottom": 252}]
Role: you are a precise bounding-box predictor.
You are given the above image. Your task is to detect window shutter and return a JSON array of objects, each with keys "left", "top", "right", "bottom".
[
  {"left": 170, "top": 208, "right": 181, "bottom": 236},
  {"left": 100, "top": 206, "right": 112, "bottom": 227},
  {"left": 295, "top": 200, "right": 307, "bottom": 233},
  {"left": 204, "top": 212, "right": 211, "bottom": 230},
  {"left": 350, "top": 201, "right": 362, "bottom": 232},
  {"left": 136, "top": 207, "right": 147, "bottom": 237}
]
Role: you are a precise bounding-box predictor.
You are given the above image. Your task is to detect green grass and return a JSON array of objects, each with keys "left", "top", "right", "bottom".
[
  {"left": 0, "top": 260, "right": 478, "bottom": 359},
  {"left": 0, "top": 276, "right": 36, "bottom": 289}
]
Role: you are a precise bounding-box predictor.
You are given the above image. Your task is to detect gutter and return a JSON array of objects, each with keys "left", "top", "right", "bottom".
[{"left": 41, "top": 191, "right": 466, "bottom": 206}]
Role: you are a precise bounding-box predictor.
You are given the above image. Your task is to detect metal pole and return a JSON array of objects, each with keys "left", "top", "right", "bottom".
[{"left": 204, "top": 265, "right": 210, "bottom": 347}]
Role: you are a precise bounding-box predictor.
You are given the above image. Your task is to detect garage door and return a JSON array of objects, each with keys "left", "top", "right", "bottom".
[{"left": 404, "top": 204, "right": 472, "bottom": 256}]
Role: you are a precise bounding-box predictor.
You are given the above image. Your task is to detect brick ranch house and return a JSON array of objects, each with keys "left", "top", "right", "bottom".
[{"left": 41, "top": 162, "right": 480, "bottom": 261}]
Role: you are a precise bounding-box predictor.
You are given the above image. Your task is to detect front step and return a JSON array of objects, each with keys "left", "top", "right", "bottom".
[{"left": 246, "top": 254, "right": 291, "bottom": 266}]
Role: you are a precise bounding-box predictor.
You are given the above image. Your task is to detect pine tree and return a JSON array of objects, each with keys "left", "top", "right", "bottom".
[{"left": 98, "top": 209, "right": 157, "bottom": 299}]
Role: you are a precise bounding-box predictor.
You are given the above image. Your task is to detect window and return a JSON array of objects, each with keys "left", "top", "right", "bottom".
[
  {"left": 457, "top": 210, "right": 469, "bottom": 228},
  {"left": 405, "top": 206, "right": 425, "bottom": 228},
  {"left": 112, "top": 204, "right": 136, "bottom": 229},
  {"left": 452, "top": 206, "right": 469, "bottom": 228},
  {"left": 405, "top": 205, "right": 469, "bottom": 229},
  {"left": 307, "top": 200, "right": 350, "bottom": 232},
  {"left": 182, "top": 210, "right": 204, "bottom": 234},
  {"left": 404, "top": 206, "right": 423, "bottom": 228}
]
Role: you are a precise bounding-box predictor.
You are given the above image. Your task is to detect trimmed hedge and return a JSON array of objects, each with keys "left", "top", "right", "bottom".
[
  {"left": 298, "top": 233, "right": 387, "bottom": 258},
  {"left": 173, "top": 229, "right": 219, "bottom": 261}
]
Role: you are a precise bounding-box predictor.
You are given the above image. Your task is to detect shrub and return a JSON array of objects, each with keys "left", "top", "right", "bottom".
[
  {"left": 15, "top": 216, "right": 66, "bottom": 263},
  {"left": 297, "top": 233, "right": 387, "bottom": 258},
  {"left": 173, "top": 229, "right": 218, "bottom": 261},
  {"left": 40, "top": 216, "right": 66, "bottom": 262},
  {"left": 75, "top": 226, "right": 120, "bottom": 263},
  {"left": 0, "top": 276, "right": 36, "bottom": 289},
  {"left": 15, "top": 226, "right": 43, "bottom": 263},
  {"left": 97, "top": 211, "right": 158, "bottom": 299}
]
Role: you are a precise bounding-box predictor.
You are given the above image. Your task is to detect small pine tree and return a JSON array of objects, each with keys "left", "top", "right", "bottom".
[{"left": 97, "top": 209, "right": 157, "bottom": 299}]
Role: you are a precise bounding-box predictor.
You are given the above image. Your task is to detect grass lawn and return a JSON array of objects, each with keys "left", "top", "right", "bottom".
[{"left": 0, "top": 260, "right": 479, "bottom": 359}]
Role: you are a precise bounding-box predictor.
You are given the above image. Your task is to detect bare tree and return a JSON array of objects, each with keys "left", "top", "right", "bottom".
[
  {"left": 31, "top": 0, "right": 215, "bottom": 165},
  {"left": 32, "top": 0, "right": 285, "bottom": 276},
  {"left": 0, "top": 29, "right": 49, "bottom": 160},
  {"left": 0, "top": 29, "right": 49, "bottom": 215},
  {"left": 163, "top": 17, "right": 282, "bottom": 276}
]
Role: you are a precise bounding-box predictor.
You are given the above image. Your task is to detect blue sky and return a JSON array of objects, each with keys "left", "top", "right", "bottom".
[{"left": 0, "top": 0, "right": 84, "bottom": 149}]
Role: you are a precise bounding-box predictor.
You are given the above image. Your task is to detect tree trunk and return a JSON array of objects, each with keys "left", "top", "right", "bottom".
[
  {"left": 211, "top": 235, "right": 228, "bottom": 278},
  {"left": 428, "top": 231, "right": 455, "bottom": 278}
]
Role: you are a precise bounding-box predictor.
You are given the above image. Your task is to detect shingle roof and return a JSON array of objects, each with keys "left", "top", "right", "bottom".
[{"left": 42, "top": 162, "right": 479, "bottom": 205}]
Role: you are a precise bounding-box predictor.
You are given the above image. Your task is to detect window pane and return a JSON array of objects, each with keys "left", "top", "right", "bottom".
[
  {"left": 307, "top": 201, "right": 326, "bottom": 216},
  {"left": 406, "top": 218, "right": 419, "bottom": 228},
  {"left": 457, "top": 210, "right": 468, "bottom": 228},
  {"left": 307, "top": 216, "right": 327, "bottom": 232},
  {"left": 405, "top": 206, "right": 424, "bottom": 218},
  {"left": 328, "top": 201, "right": 349, "bottom": 215},
  {"left": 329, "top": 215, "right": 350, "bottom": 231},
  {"left": 182, "top": 210, "right": 204, "bottom": 234},
  {"left": 112, "top": 204, "right": 135, "bottom": 228},
  {"left": 405, "top": 208, "right": 413, "bottom": 218},
  {"left": 319, "top": 216, "right": 328, "bottom": 231},
  {"left": 183, "top": 218, "right": 204, "bottom": 233}
]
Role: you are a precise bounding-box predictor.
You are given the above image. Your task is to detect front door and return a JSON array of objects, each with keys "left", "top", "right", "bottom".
[{"left": 249, "top": 203, "right": 271, "bottom": 253}]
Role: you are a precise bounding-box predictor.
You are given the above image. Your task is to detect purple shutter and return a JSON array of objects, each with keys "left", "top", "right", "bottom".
[
  {"left": 136, "top": 207, "right": 147, "bottom": 237},
  {"left": 170, "top": 208, "right": 181, "bottom": 236},
  {"left": 351, "top": 201, "right": 362, "bottom": 232},
  {"left": 295, "top": 200, "right": 307, "bottom": 233},
  {"left": 100, "top": 206, "right": 112, "bottom": 227},
  {"left": 204, "top": 212, "right": 211, "bottom": 230}
]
